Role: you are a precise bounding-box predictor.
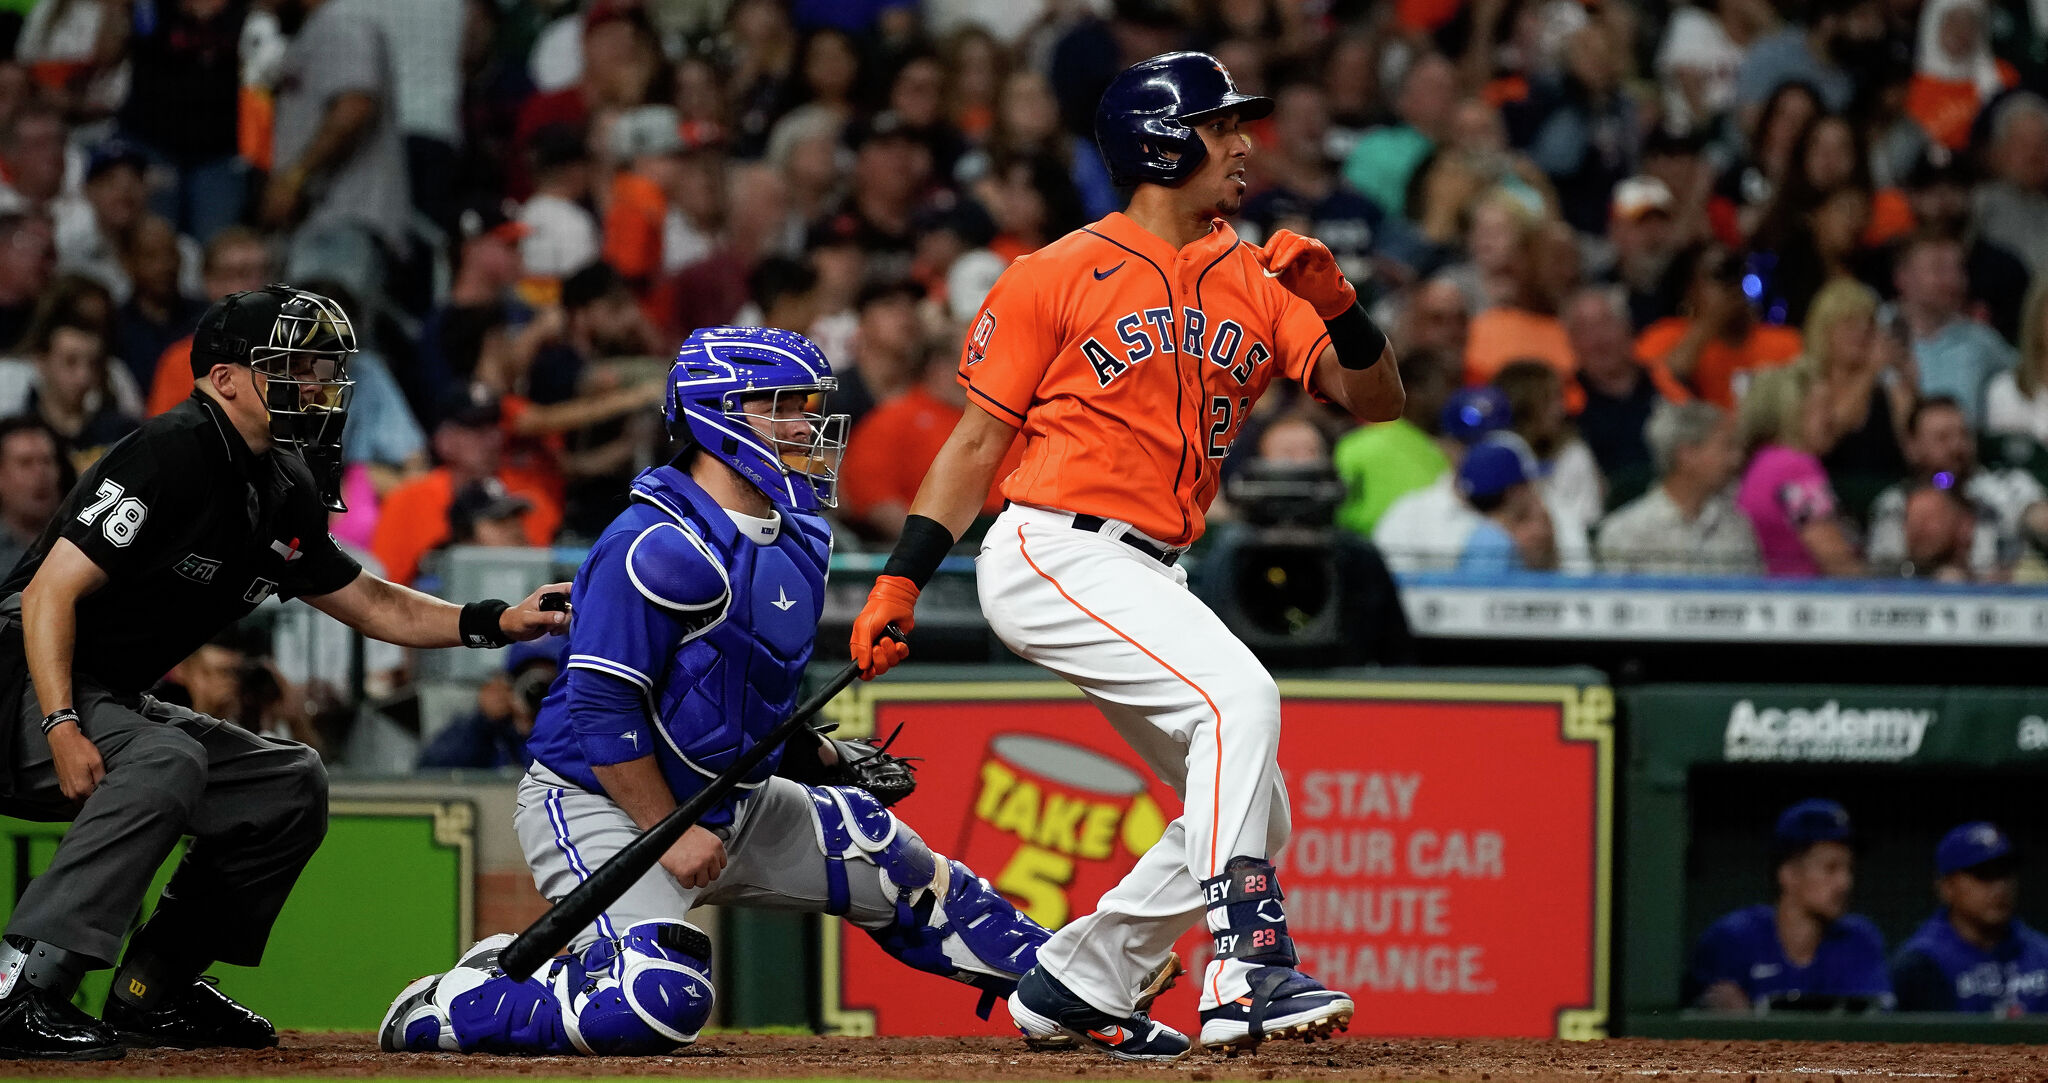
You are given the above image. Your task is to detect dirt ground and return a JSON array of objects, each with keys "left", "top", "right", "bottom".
[{"left": 2, "top": 1033, "right": 2045, "bottom": 1082}]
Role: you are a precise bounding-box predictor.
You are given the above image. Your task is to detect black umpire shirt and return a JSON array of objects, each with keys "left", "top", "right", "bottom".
[{"left": 2, "top": 391, "right": 361, "bottom": 697}]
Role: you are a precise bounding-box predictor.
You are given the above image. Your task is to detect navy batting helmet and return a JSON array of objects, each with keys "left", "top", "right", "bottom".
[{"left": 1095, "top": 52, "right": 1273, "bottom": 188}]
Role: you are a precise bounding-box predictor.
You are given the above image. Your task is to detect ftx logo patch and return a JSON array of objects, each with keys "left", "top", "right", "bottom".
[{"left": 175, "top": 554, "right": 221, "bottom": 584}]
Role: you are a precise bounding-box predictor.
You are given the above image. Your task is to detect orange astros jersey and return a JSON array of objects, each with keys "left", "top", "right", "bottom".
[{"left": 958, "top": 212, "right": 1329, "bottom": 547}]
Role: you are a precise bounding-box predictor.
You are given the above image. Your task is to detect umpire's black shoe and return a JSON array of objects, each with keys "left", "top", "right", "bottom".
[
  {"left": 103, "top": 976, "right": 277, "bottom": 1050},
  {"left": 0, "top": 986, "right": 124, "bottom": 1060}
]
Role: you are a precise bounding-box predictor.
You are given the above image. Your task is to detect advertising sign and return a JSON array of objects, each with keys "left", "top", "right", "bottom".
[{"left": 824, "top": 678, "right": 1612, "bottom": 1040}]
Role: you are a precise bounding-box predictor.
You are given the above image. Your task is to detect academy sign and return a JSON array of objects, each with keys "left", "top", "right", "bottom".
[{"left": 1723, "top": 699, "right": 1935, "bottom": 762}]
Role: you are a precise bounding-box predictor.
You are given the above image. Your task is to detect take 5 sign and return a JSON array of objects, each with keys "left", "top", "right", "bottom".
[{"left": 821, "top": 678, "right": 1614, "bottom": 1040}]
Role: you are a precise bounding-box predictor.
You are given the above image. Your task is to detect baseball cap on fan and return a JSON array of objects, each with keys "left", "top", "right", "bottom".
[
  {"left": 1937, "top": 821, "right": 2016, "bottom": 877},
  {"left": 1440, "top": 387, "right": 1511, "bottom": 446},
  {"left": 1611, "top": 176, "right": 1674, "bottom": 222},
  {"left": 1454, "top": 438, "right": 1535, "bottom": 501}
]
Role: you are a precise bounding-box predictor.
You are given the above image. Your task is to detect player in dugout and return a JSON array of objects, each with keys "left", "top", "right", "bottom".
[
  {"left": 0, "top": 286, "right": 570, "bottom": 1061},
  {"left": 1891, "top": 822, "right": 2048, "bottom": 1014},
  {"left": 1687, "top": 798, "right": 1894, "bottom": 1012}
]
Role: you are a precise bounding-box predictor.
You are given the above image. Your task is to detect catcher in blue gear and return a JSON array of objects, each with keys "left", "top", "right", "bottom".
[{"left": 379, "top": 327, "right": 1057, "bottom": 1055}]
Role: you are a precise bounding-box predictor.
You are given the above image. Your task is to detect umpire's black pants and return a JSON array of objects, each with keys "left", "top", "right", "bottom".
[{"left": 1, "top": 672, "right": 328, "bottom": 968}]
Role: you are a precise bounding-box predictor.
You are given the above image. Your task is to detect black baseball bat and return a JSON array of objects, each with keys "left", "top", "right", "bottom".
[{"left": 497, "top": 630, "right": 897, "bottom": 981}]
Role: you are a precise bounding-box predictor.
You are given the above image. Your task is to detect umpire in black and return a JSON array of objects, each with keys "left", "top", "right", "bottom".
[{"left": 0, "top": 285, "right": 569, "bottom": 1060}]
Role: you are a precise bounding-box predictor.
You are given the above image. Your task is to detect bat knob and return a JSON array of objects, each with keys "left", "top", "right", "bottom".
[{"left": 539, "top": 592, "right": 571, "bottom": 613}]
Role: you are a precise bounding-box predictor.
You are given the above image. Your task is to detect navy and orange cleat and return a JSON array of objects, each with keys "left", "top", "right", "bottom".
[
  {"left": 1198, "top": 967, "right": 1352, "bottom": 1055},
  {"left": 1009, "top": 965, "right": 1191, "bottom": 1061}
]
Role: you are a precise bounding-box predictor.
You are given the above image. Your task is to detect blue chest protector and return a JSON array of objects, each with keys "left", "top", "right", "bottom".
[{"left": 524, "top": 465, "right": 830, "bottom": 818}]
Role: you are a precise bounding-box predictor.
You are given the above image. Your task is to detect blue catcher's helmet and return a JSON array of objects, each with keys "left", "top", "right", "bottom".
[
  {"left": 664, "top": 327, "right": 849, "bottom": 512},
  {"left": 1094, "top": 51, "right": 1273, "bottom": 188}
]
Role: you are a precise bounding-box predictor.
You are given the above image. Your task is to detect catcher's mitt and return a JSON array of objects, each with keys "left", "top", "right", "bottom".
[{"left": 779, "top": 723, "right": 920, "bottom": 807}]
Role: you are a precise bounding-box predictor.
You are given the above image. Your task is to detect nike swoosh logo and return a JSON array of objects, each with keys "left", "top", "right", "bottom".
[
  {"left": 1093, "top": 261, "right": 1126, "bottom": 280},
  {"left": 1087, "top": 1025, "right": 1130, "bottom": 1043}
]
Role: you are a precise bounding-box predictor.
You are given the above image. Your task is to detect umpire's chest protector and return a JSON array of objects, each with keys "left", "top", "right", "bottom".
[{"left": 634, "top": 472, "right": 830, "bottom": 790}]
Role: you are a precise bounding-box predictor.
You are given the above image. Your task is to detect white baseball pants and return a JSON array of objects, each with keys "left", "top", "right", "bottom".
[{"left": 977, "top": 503, "right": 1292, "bottom": 1016}]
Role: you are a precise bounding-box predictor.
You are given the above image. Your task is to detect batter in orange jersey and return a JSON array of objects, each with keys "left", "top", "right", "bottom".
[{"left": 849, "top": 52, "right": 1405, "bottom": 1061}]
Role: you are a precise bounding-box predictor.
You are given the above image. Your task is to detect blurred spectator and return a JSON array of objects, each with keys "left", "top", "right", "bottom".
[
  {"left": 1565, "top": 286, "right": 1663, "bottom": 504},
  {"left": 145, "top": 225, "right": 269, "bottom": 415},
  {"left": 1866, "top": 396, "right": 2048, "bottom": 580},
  {"left": 886, "top": 51, "right": 964, "bottom": 181},
  {"left": 517, "top": 124, "right": 599, "bottom": 286},
  {"left": 1976, "top": 93, "right": 2048, "bottom": 275},
  {"left": 112, "top": 215, "right": 203, "bottom": 391},
  {"left": 832, "top": 278, "right": 923, "bottom": 429},
  {"left": 1452, "top": 439, "right": 1558, "bottom": 573},
  {"left": 348, "top": 0, "right": 464, "bottom": 235},
  {"left": 1525, "top": 24, "right": 1641, "bottom": 234},
  {"left": 1655, "top": 0, "right": 1775, "bottom": 135},
  {"left": 1893, "top": 232, "right": 2015, "bottom": 424},
  {"left": 456, "top": 0, "right": 534, "bottom": 210},
  {"left": 602, "top": 104, "right": 694, "bottom": 318},
  {"left": 1602, "top": 177, "right": 1688, "bottom": 331},
  {"left": 0, "top": 312, "right": 135, "bottom": 469},
  {"left": 444, "top": 476, "right": 535, "bottom": 549},
  {"left": 513, "top": 4, "right": 667, "bottom": 197},
  {"left": 266, "top": 0, "right": 411, "bottom": 307},
  {"left": 418, "top": 636, "right": 560, "bottom": 771},
  {"left": 0, "top": 414, "right": 67, "bottom": 572},
  {"left": 838, "top": 340, "right": 1024, "bottom": 543},
  {"left": 1688, "top": 799, "right": 1892, "bottom": 1012},
  {"left": 1596, "top": 401, "right": 1760, "bottom": 575},
  {"left": 1733, "top": 0, "right": 1885, "bottom": 116},
  {"left": 1744, "top": 279, "right": 1910, "bottom": 514},
  {"left": 973, "top": 150, "right": 1083, "bottom": 261},
  {"left": 1377, "top": 423, "right": 1595, "bottom": 574},
  {"left": 959, "top": 69, "right": 1116, "bottom": 221},
  {"left": 1333, "top": 346, "right": 1457, "bottom": 537},
  {"left": 1044, "top": 0, "right": 1188, "bottom": 142},
  {"left": 1715, "top": 81, "right": 1823, "bottom": 242},
  {"left": 672, "top": 163, "right": 795, "bottom": 334},
  {"left": 1494, "top": 359, "right": 1604, "bottom": 527},
  {"left": 1343, "top": 52, "right": 1457, "bottom": 220},
  {"left": 60, "top": 140, "right": 184, "bottom": 305},
  {"left": 1395, "top": 276, "right": 1469, "bottom": 358},
  {"left": 161, "top": 633, "right": 249, "bottom": 723},
  {"left": 1464, "top": 217, "right": 1578, "bottom": 387},
  {"left": 117, "top": 0, "right": 250, "bottom": 242},
  {"left": 370, "top": 389, "right": 563, "bottom": 585},
  {"left": 1735, "top": 364, "right": 1865, "bottom": 578},
  {"left": 762, "top": 26, "right": 861, "bottom": 160},
  {"left": 1638, "top": 245, "right": 1804, "bottom": 408},
  {"left": 1241, "top": 81, "right": 1417, "bottom": 288},
  {"left": 527, "top": 260, "right": 661, "bottom": 410},
  {"left": 1891, "top": 822, "right": 2048, "bottom": 1014},
  {"left": 1434, "top": 194, "right": 1527, "bottom": 317},
  {"left": 1905, "top": 0, "right": 2017, "bottom": 152},
  {"left": 0, "top": 211, "right": 54, "bottom": 349},
  {"left": 835, "top": 111, "right": 933, "bottom": 285},
  {"left": 0, "top": 104, "right": 77, "bottom": 221},
  {"left": 1897, "top": 483, "right": 1984, "bottom": 580},
  {"left": 1885, "top": 148, "right": 2030, "bottom": 342},
  {"left": 1985, "top": 280, "right": 2048, "bottom": 443}
]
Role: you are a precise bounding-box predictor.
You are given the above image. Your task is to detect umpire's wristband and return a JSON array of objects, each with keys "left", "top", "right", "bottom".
[
  {"left": 881, "top": 514, "right": 955, "bottom": 589},
  {"left": 39, "top": 708, "right": 78, "bottom": 736},
  {"left": 460, "top": 599, "right": 515, "bottom": 649},
  {"left": 1325, "top": 302, "right": 1388, "bottom": 371}
]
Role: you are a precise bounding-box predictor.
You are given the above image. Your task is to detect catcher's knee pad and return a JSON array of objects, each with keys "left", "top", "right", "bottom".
[
  {"left": 804, "top": 784, "right": 937, "bottom": 917},
  {"left": 559, "top": 921, "right": 714, "bottom": 1056}
]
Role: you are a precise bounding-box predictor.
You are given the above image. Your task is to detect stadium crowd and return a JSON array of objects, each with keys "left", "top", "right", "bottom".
[{"left": 0, "top": 0, "right": 2044, "bottom": 601}]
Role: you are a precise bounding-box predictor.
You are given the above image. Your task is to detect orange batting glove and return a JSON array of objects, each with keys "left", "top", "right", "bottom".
[
  {"left": 1258, "top": 228, "right": 1357, "bottom": 320},
  {"left": 850, "top": 576, "right": 918, "bottom": 680}
]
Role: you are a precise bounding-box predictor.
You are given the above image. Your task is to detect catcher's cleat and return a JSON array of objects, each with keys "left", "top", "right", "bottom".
[
  {"left": 1197, "top": 966, "right": 1352, "bottom": 1055},
  {"left": 1021, "top": 952, "right": 1185, "bottom": 1052},
  {"left": 1009, "top": 965, "right": 1190, "bottom": 1061},
  {"left": 379, "top": 933, "right": 515, "bottom": 1053},
  {"left": 102, "top": 976, "right": 276, "bottom": 1050}
]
